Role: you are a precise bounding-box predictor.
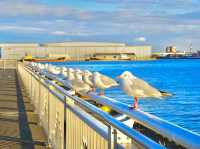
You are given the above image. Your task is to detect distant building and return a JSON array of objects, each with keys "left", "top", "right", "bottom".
[
  {"left": 91, "top": 53, "right": 136, "bottom": 61},
  {"left": 0, "top": 42, "right": 152, "bottom": 60},
  {"left": 166, "top": 46, "right": 177, "bottom": 53}
]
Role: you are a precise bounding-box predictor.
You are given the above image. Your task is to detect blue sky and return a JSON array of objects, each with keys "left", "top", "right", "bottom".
[{"left": 0, "top": 0, "right": 200, "bottom": 51}]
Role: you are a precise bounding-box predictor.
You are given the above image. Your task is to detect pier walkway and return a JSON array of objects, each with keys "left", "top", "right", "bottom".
[{"left": 0, "top": 69, "right": 47, "bottom": 149}]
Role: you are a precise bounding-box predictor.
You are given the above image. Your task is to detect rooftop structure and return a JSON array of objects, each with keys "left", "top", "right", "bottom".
[
  {"left": 43, "top": 42, "right": 126, "bottom": 47},
  {"left": 0, "top": 43, "right": 39, "bottom": 47},
  {"left": 0, "top": 42, "right": 152, "bottom": 60}
]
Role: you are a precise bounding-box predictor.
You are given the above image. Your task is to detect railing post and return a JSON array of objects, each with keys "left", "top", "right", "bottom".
[
  {"left": 47, "top": 80, "right": 51, "bottom": 147},
  {"left": 3, "top": 60, "right": 5, "bottom": 71},
  {"left": 64, "top": 96, "right": 67, "bottom": 149},
  {"left": 108, "top": 126, "right": 117, "bottom": 149}
]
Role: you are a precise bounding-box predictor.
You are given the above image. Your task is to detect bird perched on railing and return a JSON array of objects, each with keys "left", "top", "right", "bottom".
[
  {"left": 67, "top": 68, "right": 75, "bottom": 81},
  {"left": 93, "top": 72, "right": 118, "bottom": 96},
  {"left": 83, "top": 70, "right": 96, "bottom": 91},
  {"left": 61, "top": 67, "right": 68, "bottom": 78},
  {"left": 30, "top": 62, "right": 37, "bottom": 70},
  {"left": 30, "top": 62, "right": 36, "bottom": 67},
  {"left": 44, "top": 63, "right": 49, "bottom": 70},
  {"left": 48, "top": 65, "right": 61, "bottom": 75},
  {"left": 38, "top": 63, "right": 45, "bottom": 70},
  {"left": 74, "top": 69, "right": 83, "bottom": 80},
  {"left": 118, "top": 71, "right": 168, "bottom": 110},
  {"left": 70, "top": 69, "right": 91, "bottom": 93}
]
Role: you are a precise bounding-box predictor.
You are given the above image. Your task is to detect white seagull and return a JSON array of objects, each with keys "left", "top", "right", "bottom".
[
  {"left": 61, "top": 67, "right": 68, "bottom": 78},
  {"left": 93, "top": 72, "right": 118, "bottom": 96},
  {"left": 38, "top": 63, "right": 45, "bottom": 70},
  {"left": 65, "top": 68, "right": 75, "bottom": 81},
  {"left": 74, "top": 69, "right": 83, "bottom": 80},
  {"left": 118, "top": 71, "right": 165, "bottom": 109},
  {"left": 83, "top": 70, "right": 96, "bottom": 91},
  {"left": 83, "top": 70, "right": 93, "bottom": 86},
  {"left": 44, "top": 63, "right": 49, "bottom": 70},
  {"left": 70, "top": 69, "right": 91, "bottom": 93},
  {"left": 48, "top": 65, "right": 61, "bottom": 75}
]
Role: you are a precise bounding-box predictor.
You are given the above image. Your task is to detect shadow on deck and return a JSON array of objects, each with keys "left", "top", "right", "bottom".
[{"left": 0, "top": 69, "right": 48, "bottom": 149}]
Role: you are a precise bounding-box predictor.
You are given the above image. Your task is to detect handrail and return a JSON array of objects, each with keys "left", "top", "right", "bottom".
[
  {"left": 49, "top": 80, "right": 164, "bottom": 149},
  {"left": 25, "top": 65, "right": 165, "bottom": 149},
  {"left": 29, "top": 66, "right": 200, "bottom": 149},
  {"left": 87, "top": 93, "right": 200, "bottom": 149}
]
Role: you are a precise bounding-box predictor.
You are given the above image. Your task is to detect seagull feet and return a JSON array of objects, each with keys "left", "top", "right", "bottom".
[
  {"left": 98, "top": 90, "right": 104, "bottom": 96},
  {"left": 128, "top": 105, "right": 138, "bottom": 110},
  {"left": 128, "top": 105, "right": 134, "bottom": 110},
  {"left": 98, "top": 92, "right": 104, "bottom": 96}
]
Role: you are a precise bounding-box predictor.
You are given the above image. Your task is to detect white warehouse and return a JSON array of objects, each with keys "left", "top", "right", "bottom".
[{"left": 0, "top": 42, "right": 152, "bottom": 60}]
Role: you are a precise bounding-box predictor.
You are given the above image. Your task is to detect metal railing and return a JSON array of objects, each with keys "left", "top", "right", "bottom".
[
  {"left": 39, "top": 68, "right": 200, "bottom": 149},
  {"left": 17, "top": 63, "right": 200, "bottom": 149},
  {"left": 17, "top": 63, "right": 166, "bottom": 149}
]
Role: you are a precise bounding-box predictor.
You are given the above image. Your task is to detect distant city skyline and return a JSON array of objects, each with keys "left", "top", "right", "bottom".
[{"left": 0, "top": 0, "right": 200, "bottom": 51}]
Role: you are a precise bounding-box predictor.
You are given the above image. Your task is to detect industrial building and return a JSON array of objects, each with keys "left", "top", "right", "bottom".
[{"left": 0, "top": 42, "right": 152, "bottom": 60}]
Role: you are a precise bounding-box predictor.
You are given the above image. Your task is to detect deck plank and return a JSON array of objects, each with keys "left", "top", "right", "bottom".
[{"left": 0, "top": 69, "right": 48, "bottom": 149}]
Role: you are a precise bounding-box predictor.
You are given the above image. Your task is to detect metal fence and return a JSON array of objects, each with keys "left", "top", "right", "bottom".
[
  {"left": 17, "top": 63, "right": 165, "bottom": 149},
  {"left": 17, "top": 62, "right": 200, "bottom": 149}
]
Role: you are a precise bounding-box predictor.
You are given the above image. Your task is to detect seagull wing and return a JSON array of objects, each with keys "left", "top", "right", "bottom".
[
  {"left": 71, "top": 80, "right": 91, "bottom": 93},
  {"left": 133, "top": 78, "right": 162, "bottom": 98},
  {"left": 123, "top": 78, "right": 146, "bottom": 97},
  {"left": 87, "top": 75, "right": 94, "bottom": 86},
  {"left": 100, "top": 74, "right": 118, "bottom": 87}
]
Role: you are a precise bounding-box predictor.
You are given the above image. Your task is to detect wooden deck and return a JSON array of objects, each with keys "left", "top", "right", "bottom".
[{"left": 0, "top": 69, "right": 48, "bottom": 149}]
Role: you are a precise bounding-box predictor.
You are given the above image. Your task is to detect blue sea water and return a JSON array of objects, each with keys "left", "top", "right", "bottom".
[{"left": 50, "top": 59, "right": 200, "bottom": 134}]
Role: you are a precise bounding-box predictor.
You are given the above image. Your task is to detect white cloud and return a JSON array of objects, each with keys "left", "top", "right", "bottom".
[
  {"left": 135, "top": 37, "right": 147, "bottom": 42},
  {"left": 51, "top": 31, "right": 67, "bottom": 36},
  {"left": 50, "top": 31, "right": 90, "bottom": 36},
  {"left": 0, "top": 25, "right": 45, "bottom": 33},
  {"left": 0, "top": 0, "right": 92, "bottom": 21}
]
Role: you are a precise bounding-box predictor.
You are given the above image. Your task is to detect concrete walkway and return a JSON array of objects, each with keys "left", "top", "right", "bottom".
[{"left": 0, "top": 69, "right": 47, "bottom": 149}]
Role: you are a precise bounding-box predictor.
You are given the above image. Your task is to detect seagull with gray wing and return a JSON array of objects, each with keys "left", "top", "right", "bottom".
[
  {"left": 93, "top": 72, "right": 118, "bottom": 96},
  {"left": 70, "top": 69, "right": 91, "bottom": 93},
  {"left": 48, "top": 65, "right": 61, "bottom": 75},
  {"left": 61, "top": 67, "right": 68, "bottom": 78},
  {"left": 118, "top": 71, "right": 170, "bottom": 109},
  {"left": 83, "top": 70, "right": 96, "bottom": 91},
  {"left": 67, "top": 68, "right": 75, "bottom": 81}
]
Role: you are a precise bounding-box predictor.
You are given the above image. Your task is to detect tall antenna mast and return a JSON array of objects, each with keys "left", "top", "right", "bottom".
[{"left": 189, "top": 43, "right": 192, "bottom": 53}]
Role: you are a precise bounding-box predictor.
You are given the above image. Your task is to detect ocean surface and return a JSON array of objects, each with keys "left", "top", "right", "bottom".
[{"left": 50, "top": 59, "right": 200, "bottom": 134}]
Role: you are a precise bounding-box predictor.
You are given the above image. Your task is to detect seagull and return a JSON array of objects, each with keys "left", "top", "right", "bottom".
[
  {"left": 62, "top": 67, "right": 68, "bottom": 72},
  {"left": 67, "top": 68, "right": 75, "bottom": 81},
  {"left": 61, "top": 67, "right": 68, "bottom": 78},
  {"left": 38, "top": 63, "right": 45, "bottom": 70},
  {"left": 74, "top": 69, "right": 83, "bottom": 80},
  {"left": 93, "top": 72, "right": 118, "bottom": 96},
  {"left": 30, "top": 62, "right": 37, "bottom": 70},
  {"left": 30, "top": 62, "right": 36, "bottom": 67},
  {"left": 44, "top": 63, "right": 49, "bottom": 70},
  {"left": 118, "top": 71, "right": 165, "bottom": 109},
  {"left": 83, "top": 70, "right": 95, "bottom": 88},
  {"left": 70, "top": 69, "right": 91, "bottom": 93},
  {"left": 48, "top": 65, "right": 61, "bottom": 75}
]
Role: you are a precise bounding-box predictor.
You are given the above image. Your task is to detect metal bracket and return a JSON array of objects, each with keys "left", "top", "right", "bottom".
[{"left": 65, "top": 96, "right": 74, "bottom": 105}]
